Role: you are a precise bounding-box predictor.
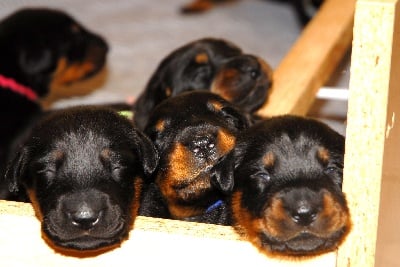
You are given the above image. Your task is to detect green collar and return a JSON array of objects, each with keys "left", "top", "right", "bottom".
[{"left": 118, "top": 110, "right": 134, "bottom": 120}]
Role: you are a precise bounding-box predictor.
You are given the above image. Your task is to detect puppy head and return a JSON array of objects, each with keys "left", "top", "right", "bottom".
[
  {"left": 232, "top": 115, "right": 350, "bottom": 256},
  {"left": 145, "top": 91, "right": 249, "bottom": 219},
  {"left": 211, "top": 54, "right": 273, "bottom": 113},
  {"left": 6, "top": 106, "right": 158, "bottom": 251},
  {"left": 133, "top": 37, "right": 243, "bottom": 129},
  {"left": 0, "top": 8, "right": 108, "bottom": 95}
]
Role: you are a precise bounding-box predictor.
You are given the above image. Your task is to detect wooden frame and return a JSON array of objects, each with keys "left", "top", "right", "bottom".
[
  {"left": 337, "top": 0, "right": 400, "bottom": 266},
  {"left": 1, "top": 0, "right": 399, "bottom": 266}
]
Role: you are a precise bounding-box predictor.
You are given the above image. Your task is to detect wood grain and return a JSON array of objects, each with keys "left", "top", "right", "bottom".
[
  {"left": 257, "top": 0, "right": 355, "bottom": 117},
  {"left": 336, "top": 1, "right": 400, "bottom": 267},
  {"left": 0, "top": 200, "right": 336, "bottom": 266}
]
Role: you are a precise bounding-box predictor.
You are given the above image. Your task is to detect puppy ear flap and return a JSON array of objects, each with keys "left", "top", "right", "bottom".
[
  {"left": 133, "top": 129, "right": 159, "bottom": 176},
  {"left": 220, "top": 106, "right": 250, "bottom": 131},
  {"left": 5, "top": 147, "right": 31, "bottom": 193},
  {"left": 210, "top": 152, "right": 235, "bottom": 194}
]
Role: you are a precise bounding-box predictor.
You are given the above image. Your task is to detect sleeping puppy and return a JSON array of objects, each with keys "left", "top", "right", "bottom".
[
  {"left": 0, "top": 8, "right": 108, "bottom": 199},
  {"left": 139, "top": 91, "right": 250, "bottom": 225},
  {"left": 5, "top": 106, "right": 158, "bottom": 252},
  {"left": 231, "top": 115, "right": 351, "bottom": 256},
  {"left": 133, "top": 37, "right": 272, "bottom": 130}
]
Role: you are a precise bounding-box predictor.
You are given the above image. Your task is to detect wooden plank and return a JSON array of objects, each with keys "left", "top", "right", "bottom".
[
  {"left": 0, "top": 200, "right": 336, "bottom": 267},
  {"left": 257, "top": 0, "right": 355, "bottom": 117},
  {"left": 336, "top": 0, "right": 400, "bottom": 267}
]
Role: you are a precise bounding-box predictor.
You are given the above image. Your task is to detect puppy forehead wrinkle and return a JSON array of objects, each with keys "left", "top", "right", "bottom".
[
  {"left": 272, "top": 132, "right": 324, "bottom": 157},
  {"left": 56, "top": 130, "right": 110, "bottom": 176},
  {"left": 267, "top": 134, "right": 329, "bottom": 177}
]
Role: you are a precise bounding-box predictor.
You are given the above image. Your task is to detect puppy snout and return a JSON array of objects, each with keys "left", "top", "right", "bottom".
[
  {"left": 290, "top": 201, "right": 318, "bottom": 226},
  {"left": 283, "top": 188, "right": 321, "bottom": 227},
  {"left": 68, "top": 202, "right": 102, "bottom": 230}
]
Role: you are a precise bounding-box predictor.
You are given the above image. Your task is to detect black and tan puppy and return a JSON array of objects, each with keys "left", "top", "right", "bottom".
[
  {"left": 133, "top": 37, "right": 272, "bottom": 130},
  {"left": 231, "top": 115, "right": 350, "bottom": 256},
  {"left": 5, "top": 106, "right": 158, "bottom": 252},
  {"left": 139, "top": 91, "right": 250, "bottom": 225},
  {"left": 0, "top": 8, "right": 108, "bottom": 199}
]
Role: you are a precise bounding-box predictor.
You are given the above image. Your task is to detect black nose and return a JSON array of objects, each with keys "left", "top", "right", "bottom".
[
  {"left": 230, "top": 56, "right": 261, "bottom": 79},
  {"left": 67, "top": 202, "right": 102, "bottom": 230},
  {"left": 290, "top": 200, "right": 318, "bottom": 226},
  {"left": 191, "top": 135, "right": 216, "bottom": 158}
]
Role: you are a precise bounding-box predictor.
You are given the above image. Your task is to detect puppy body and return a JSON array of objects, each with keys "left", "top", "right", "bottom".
[
  {"left": 133, "top": 37, "right": 272, "bottom": 130},
  {"left": 0, "top": 8, "right": 108, "bottom": 199},
  {"left": 139, "top": 91, "right": 249, "bottom": 225},
  {"left": 231, "top": 115, "right": 350, "bottom": 256},
  {"left": 5, "top": 106, "right": 158, "bottom": 251}
]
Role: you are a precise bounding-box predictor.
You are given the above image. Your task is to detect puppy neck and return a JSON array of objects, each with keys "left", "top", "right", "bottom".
[{"left": 0, "top": 74, "right": 38, "bottom": 101}]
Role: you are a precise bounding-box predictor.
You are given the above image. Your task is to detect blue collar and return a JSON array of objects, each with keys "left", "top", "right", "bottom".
[{"left": 205, "top": 199, "right": 224, "bottom": 213}]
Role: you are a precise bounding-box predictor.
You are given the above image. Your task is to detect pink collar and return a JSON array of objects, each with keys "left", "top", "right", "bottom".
[{"left": 0, "top": 74, "right": 38, "bottom": 101}]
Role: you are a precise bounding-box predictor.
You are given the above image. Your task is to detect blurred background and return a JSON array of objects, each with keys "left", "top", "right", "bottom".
[{"left": 0, "top": 0, "right": 350, "bottom": 134}]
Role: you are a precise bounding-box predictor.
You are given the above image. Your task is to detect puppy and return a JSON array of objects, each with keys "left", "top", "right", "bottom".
[
  {"left": 133, "top": 37, "right": 272, "bottom": 130},
  {"left": 5, "top": 106, "right": 158, "bottom": 252},
  {"left": 231, "top": 115, "right": 350, "bottom": 256},
  {"left": 139, "top": 91, "right": 250, "bottom": 225},
  {"left": 180, "top": 0, "right": 324, "bottom": 25},
  {"left": 0, "top": 8, "right": 108, "bottom": 199}
]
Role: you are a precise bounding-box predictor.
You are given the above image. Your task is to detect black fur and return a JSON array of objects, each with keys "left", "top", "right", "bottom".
[
  {"left": 231, "top": 115, "right": 351, "bottom": 256},
  {"left": 133, "top": 37, "right": 272, "bottom": 130},
  {"left": 0, "top": 8, "right": 108, "bottom": 199},
  {"left": 139, "top": 91, "right": 250, "bottom": 225},
  {"left": 5, "top": 106, "right": 158, "bottom": 252}
]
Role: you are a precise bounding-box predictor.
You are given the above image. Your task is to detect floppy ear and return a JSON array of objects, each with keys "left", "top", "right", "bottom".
[
  {"left": 133, "top": 129, "right": 159, "bottom": 176},
  {"left": 133, "top": 71, "right": 169, "bottom": 130},
  {"left": 5, "top": 147, "right": 31, "bottom": 193},
  {"left": 210, "top": 152, "right": 235, "bottom": 194},
  {"left": 220, "top": 106, "right": 250, "bottom": 131}
]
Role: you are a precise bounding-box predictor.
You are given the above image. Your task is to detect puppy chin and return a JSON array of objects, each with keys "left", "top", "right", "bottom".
[
  {"left": 52, "top": 235, "right": 124, "bottom": 251},
  {"left": 262, "top": 229, "right": 346, "bottom": 256},
  {"left": 42, "top": 219, "right": 128, "bottom": 251}
]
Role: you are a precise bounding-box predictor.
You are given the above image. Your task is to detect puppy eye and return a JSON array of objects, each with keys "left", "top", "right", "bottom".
[
  {"left": 111, "top": 165, "right": 122, "bottom": 176},
  {"left": 33, "top": 160, "right": 55, "bottom": 176},
  {"left": 108, "top": 163, "right": 127, "bottom": 182},
  {"left": 259, "top": 173, "right": 271, "bottom": 182},
  {"left": 325, "top": 166, "right": 337, "bottom": 174},
  {"left": 250, "top": 70, "right": 259, "bottom": 79},
  {"left": 192, "top": 66, "right": 211, "bottom": 82},
  {"left": 251, "top": 171, "right": 271, "bottom": 183},
  {"left": 36, "top": 168, "right": 56, "bottom": 179}
]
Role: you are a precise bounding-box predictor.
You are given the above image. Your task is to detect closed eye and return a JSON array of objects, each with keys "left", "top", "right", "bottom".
[
  {"left": 324, "top": 164, "right": 344, "bottom": 187},
  {"left": 37, "top": 168, "right": 56, "bottom": 176},
  {"left": 35, "top": 166, "right": 57, "bottom": 183},
  {"left": 111, "top": 165, "right": 125, "bottom": 181},
  {"left": 191, "top": 65, "right": 212, "bottom": 85},
  {"left": 251, "top": 171, "right": 271, "bottom": 183},
  {"left": 325, "top": 166, "right": 337, "bottom": 173}
]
